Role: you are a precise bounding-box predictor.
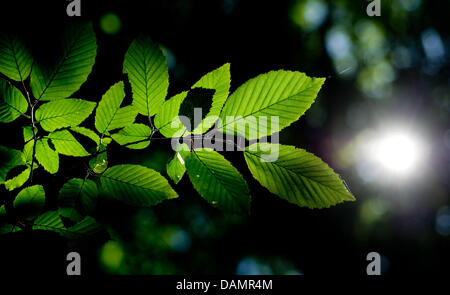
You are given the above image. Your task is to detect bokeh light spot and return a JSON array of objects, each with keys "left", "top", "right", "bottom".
[
  {"left": 236, "top": 257, "right": 273, "bottom": 275},
  {"left": 100, "top": 13, "right": 122, "bottom": 35},
  {"left": 435, "top": 206, "right": 450, "bottom": 236},
  {"left": 421, "top": 29, "right": 445, "bottom": 62},
  {"left": 168, "top": 229, "right": 191, "bottom": 252},
  {"left": 325, "top": 27, "right": 352, "bottom": 60},
  {"left": 399, "top": 0, "right": 422, "bottom": 12},
  {"left": 99, "top": 241, "right": 124, "bottom": 272},
  {"left": 291, "top": 0, "right": 328, "bottom": 32}
]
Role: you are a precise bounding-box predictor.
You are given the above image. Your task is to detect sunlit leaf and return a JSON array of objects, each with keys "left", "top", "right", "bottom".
[
  {"left": 181, "top": 149, "right": 250, "bottom": 214},
  {"left": 30, "top": 22, "right": 97, "bottom": 101},
  {"left": 0, "top": 78, "right": 28, "bottom": 123},
  {"left": 154, "top": 64, "right": 231, "bottom": 137},
  {"left": 35, "top": 98, "right": 96, "bottom": 132},
  {"left": 123, "top": 35, "right": 169, "bottom": 116},
  {"left": 219, "top": 70, "right": 325, "bottom": 140},
  {"left": 244, "top": 143, "right": 355, "bottom": 208},
  {"left": 190, "top": 63, "right": 230, "bottom": 134},
  {"left": 0, "top": 34, "right": 33, "bottom": 81},
  {"left": 95, "top": 81, "right": 137, "bottom": 135},
  {"left": 35, "top": 138, "right": 59, "bottom": 174},
  {"left": 101, "top": 164, "right": 178, "bottom": 206},
  {"left": 70, "top": 126, "right": 101, "bottom": 145},
  {"left": 23, "top": 126, "right": 37, "bottom": 142},
  {"left": 154, "top": 91, "right": 189, "bottom": 138},
  {"left": 111, "top": 123, "right": 151, "bottom": 149},
  {"left": 4, "top": 166, "right": 30, "bottom": 191},
  {"left": 166, "top": 152, "right": 186, "bottom": 184},
  {"left": 0, "top": 146, "right": 26, "bottom": 184},
  {"left": 48, "top": 129, "right": 90, "bottom": 157}
]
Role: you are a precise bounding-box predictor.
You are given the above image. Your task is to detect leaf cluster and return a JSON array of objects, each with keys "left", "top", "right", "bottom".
[{"left": 0, "top": 22, "right": 354, "bottom": 238}]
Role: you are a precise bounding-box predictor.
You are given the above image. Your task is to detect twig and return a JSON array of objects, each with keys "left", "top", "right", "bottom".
[{"left": 21, "top": 80, "right": 37, "bottom": 184}]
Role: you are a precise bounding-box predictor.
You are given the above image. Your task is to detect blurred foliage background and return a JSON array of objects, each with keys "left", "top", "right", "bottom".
[{"left": 0, "top": 0, "right": 448, "bottom": 275}]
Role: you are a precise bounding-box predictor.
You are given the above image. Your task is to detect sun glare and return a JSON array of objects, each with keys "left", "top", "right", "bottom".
[{"left": 373, "top": 132, "right": 422, "bottom": 175}]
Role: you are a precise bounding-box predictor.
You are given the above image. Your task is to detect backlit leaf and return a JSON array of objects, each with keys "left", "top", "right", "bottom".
[
  {"left": 0, "top": 146, "right": 26, "bottom": 184},
  {"left": 0, "top": 34, "right": 33, "bottom": 81},
  {"left": 48, "top": 129, "right": 90, "bottom": 157},
  {"left": 35, "top": 138, "right": 59, "bottom": 174},
  {"left": 182, "top": 149, "right": 250, "bottom": 214},
  {"left": 219, "top": 70, "right": 325, "bottom": 140},
  {"left": 244, "top": 143, "right": 355, "bottom": 209},
  {"left": 111, "top": 123, "right": 151, "bottom": 149},
  {"left": 30, "top": 22, "right": 97, "bottom": 101},
  {"left": 0, "top": 78, "right": 28, "bottom": 123},
  {"left": 101, "top": 164, "right": 178, "bottom": 207},
  {"left": 35, "top": 98, "right": 96, "bottom": 132},
  {"left": 166, "top": 152, "right": 186, "bottom": 184},
  {"left": 95, "top": 81, "right": 137, "bottom": 135},
  {"left": 123, "top": 35, "right": 169, "bottom": 116}
]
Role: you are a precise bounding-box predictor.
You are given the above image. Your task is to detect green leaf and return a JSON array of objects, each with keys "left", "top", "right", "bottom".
[
  {"left": 154, "top": 91, "right": 189, "bottom": 138},
  {"left": 179, "top": 88, "right": 214, "bottom": 132},
  {"left": 89, "top": 144, "right": 108, "bottom": 174},
  {"left": 0, "top": 34, "right": 33, "bottom": 81},
  {"left": 23, "top": 126, "right": 37, "bottom": 142},
  {"left": 219, "top": 70, "right": 325, "bottom": 140},
  {"left": 0, "top": 146, "right": 26, "bottom": 184},
  {"left": 59, "top": 178, "right": 98, "bottom": 221},
  {"left": 111, "top": 123, "right": 151, "bottom": 149},
  {"left": 166, "top": 152, "right": 186, "bottom": 184},
  {"left": 70, "top": 126, "right": 101, "bottom": 145},
  {"left": 123, "top": 35, "right": 169, "bottom": 116},
  {"left": 190, "top": 63, "right": 231, "bottom": 134},
  {"left": 0, "top": 223, "right": 22, "bottom": 234},
  {"left": 154, "top": 64, "right": 231, "bottom": 137},
  {"left": 35, "top": 98, "right": 96, "bottom": 132},
  {"left": 244, "top": 143, "right": 355, "bottom": 209},
  {"left": 182, "top": 149, "right": 250, "bottom": 214},
  {"left": 101, "top": 164, "right": 178, "bottom": 207},
  {"left": 33, "top": 211, "right": 102, "bottom": 239},
  {"left": 4, "top": 166, "right": 30, "bottom": 191},
  {"left": 35, "top": 138, "right": 59, "bottom": 174},
  {"left": 14, "top": 185, "right": 45, "bottom": 218},
  {"left": 0, "top": 78, "right": 28, "bottom": 123},
  {"left": 67, "top": 216, "right": 103, "bottom": 237},
  {"left": 95, "top": 81, "right": 138, "bottom": 135},
  {"left": 23, "top": 140, "right": 34, "bottom": 164},
  {"left": 48, "top": 129, "right": 90, "bottom": 157},
  {"left": 30, "top": 22, "right": 97, "bottom": 101},
  {"left": 33, "top": 211, "right": 65, "bottom": 232}
]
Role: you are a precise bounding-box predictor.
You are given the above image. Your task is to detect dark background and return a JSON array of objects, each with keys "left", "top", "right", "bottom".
[{"left": 0, "top": 0, "right": 448, "bottom": 276}]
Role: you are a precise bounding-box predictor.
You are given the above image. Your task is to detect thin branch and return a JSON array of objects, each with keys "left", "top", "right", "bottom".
[
  {"left": 20, "top": 113, "right": 31, "bottom": 119},
  {"left": 21, "top": 80, "right": 38, "bottom": 184}
]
